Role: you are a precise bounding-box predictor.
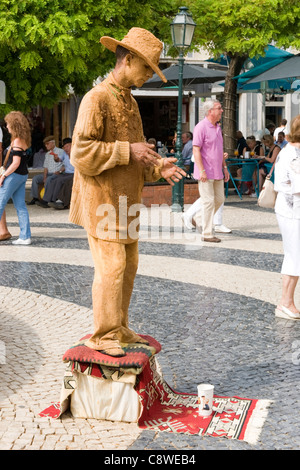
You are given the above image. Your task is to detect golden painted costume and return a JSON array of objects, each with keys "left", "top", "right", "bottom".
[{"left": 70, "top": 72, "right": 163, "bottom": 353}]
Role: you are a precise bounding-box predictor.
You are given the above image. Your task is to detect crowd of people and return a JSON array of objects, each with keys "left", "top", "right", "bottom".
[
  {"left": 231, "top": 122, "right": 289, "bottom": 197},
  {"left": 0, "top": 96, "right": 298, "bottom": 327},
  {"left": 184, "top": 107, "right": 300, "bottom": 321}
]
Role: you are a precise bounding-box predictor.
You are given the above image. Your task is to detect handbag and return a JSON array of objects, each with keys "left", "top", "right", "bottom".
[
  {"left": 257, "top": 161, "right": 277, "bottom": 209},
  {"left": 0, "top": 147, "right": 12, "bottom": 176}
]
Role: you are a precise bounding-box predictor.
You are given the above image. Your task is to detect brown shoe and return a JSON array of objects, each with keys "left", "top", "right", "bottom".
[
  {"left": 203, "top": 236, "right": 221, "bottom": 243},
  {"left": 99, "top": 347, "right": 126, "bottom": 357},
  {"left": 120, "top": 327, "right": 149, "bottom": 345},
  {"left": 0, "top": 232, "right": 12, "bottom": 241},
  {"left": 85, "top": 338, "right": 126, "bottom": 357}
]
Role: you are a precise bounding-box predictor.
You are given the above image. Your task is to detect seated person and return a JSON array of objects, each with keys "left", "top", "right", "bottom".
[
  {"left": 236, "top": 130, "right": 247, "bottom": 156},
  {"left": 242, "top": 135, "right": 264, "bottom": 159},
  {"left": 237, "top": 136, "right": 264, "bottom": 194},
  {"left": 182, "top": 131, "right": 193, "bottom": 175},
  {"left": 147, "top": 137, "right": 157, "bottom": 152},
  {"left": 51, "top": 175, "right": 74, "bottom": 209},
  {"left": 32, "top": 148, "right": 46, "bottom": 168},
  {"left": 253, "top": 134, "right": 281, "bottom": 193},
  {"left": 169, "top": 132, "right": 176, "bottom": 153},
  {"left": 275, "top": 131, "right": 288, "bottom": 149},
  {"left": 37, "top": 138, "right": 74, "bottom": 208},
  {"left": 28, "top": 136, "right": 64, "bottom": 205}
]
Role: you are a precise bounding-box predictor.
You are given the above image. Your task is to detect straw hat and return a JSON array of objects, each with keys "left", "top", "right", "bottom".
[{"left": 100, "top": 27, "right": 167, "bottom": 83}]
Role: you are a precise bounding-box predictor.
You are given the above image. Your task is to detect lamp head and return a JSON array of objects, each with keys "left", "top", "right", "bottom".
[{"left": 170, "top": 6, "right": 196, "bottom": 50}]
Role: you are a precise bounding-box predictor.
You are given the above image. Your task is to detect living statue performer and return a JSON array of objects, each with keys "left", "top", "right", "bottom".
[{"left": 69, "top": 28, "right": 185, "bottom": 357}]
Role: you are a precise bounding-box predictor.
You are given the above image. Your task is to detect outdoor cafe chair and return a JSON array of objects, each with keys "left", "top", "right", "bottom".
[{"left": 226, "top": 160, "right": 259, "bottom": 199}]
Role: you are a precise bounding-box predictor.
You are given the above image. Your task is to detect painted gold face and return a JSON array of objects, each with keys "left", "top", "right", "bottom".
[{"left": 126, "top": 53, "right": 154, "bottom": 88}]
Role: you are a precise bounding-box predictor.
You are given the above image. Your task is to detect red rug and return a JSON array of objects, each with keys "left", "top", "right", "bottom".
[
  {"left": 40, "top": 335, "right": 271, "bottom": 444},
  {"left": 135, "top": 358, "right": 270, "bottom": 443}
]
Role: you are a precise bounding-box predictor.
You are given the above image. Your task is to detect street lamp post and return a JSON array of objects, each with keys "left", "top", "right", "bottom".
[{"left": 170, "top": 6, "right": 196, "bottom": 212}]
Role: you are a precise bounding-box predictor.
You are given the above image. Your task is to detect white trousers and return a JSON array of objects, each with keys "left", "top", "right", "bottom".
[
  {"left": 185, "top": 188, "right": 225, "bottom": 227},
  {"left": 276, "top": 213, "right": 300, "bottom": 276}
]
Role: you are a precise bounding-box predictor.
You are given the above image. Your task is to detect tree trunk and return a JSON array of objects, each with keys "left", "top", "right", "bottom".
[{"left": 222, "top": 53, "right": 247, "bottom": 155}]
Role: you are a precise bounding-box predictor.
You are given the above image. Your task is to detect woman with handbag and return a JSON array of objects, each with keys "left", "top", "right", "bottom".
[
  {"left": 252, "top": 134, "right": 281, "bottom": 194},
  {"left": 274, "top": 115, "right": 300, "bottom": 320},
  {"left": 0, "top": 111, "right": 32, "bottom": 245}
]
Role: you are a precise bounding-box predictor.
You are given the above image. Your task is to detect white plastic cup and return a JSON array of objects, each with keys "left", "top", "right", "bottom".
[
  {"left": 245, "top": 151, "right": 250, "bottom": 159},
  {"left": 197, "top": 383, "right": 214, "bottom": 417}
]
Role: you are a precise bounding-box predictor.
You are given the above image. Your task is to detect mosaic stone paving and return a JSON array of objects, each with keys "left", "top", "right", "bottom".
[{"left": 0, "top": 198, "right": 299, "bottom": 450}]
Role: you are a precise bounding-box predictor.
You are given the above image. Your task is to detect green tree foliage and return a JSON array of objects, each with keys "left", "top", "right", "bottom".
[
  {"left": 186, "top": 0, "right": 300, "bottom": 152},
  {"left": 0, "top": 0, "right": 176, "bottom": 113}
]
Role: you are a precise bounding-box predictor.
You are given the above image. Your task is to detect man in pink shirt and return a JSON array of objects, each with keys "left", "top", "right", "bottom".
[{"left": 193, "top": 100, "right": 229, "bottom": 242}]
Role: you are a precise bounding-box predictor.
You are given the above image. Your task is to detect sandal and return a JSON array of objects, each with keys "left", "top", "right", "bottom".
[{"left": 275, "top": 305, "right": 300, "bottom": 320}]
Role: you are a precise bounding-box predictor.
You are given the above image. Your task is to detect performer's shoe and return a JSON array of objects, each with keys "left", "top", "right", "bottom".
[
  {"left": 85, "top": 338, "right": 126, "bottom": 357},
  {"left": 134, "top": 336, "right": 149, "bottom": 345},
  {"left": 121, "top": 328, "right": 149, "bottom": 345},
  {"left": 99, "top": 347, "right": 126, "bottom": 357}
]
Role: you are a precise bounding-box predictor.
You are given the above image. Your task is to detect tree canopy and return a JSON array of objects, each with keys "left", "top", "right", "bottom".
[
  {"left": 2, "top": 0, "right": 300, "bottom": 149},
  {"left": 186, "top": 0, "right": 300, "bottom": 152},
  {"left": 0, "top": 0, "right": 176, "bottom": 113},
  {"left": 189, "top": 0, "right": 300, "bottom": 57}
]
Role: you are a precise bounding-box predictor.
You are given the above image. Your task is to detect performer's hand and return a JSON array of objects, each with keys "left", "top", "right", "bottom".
[
  {"left": 130, "top": 142, "right": 161, "bottom": 167},
  {"left": 160, "top": 157, "right": 186, "bottom": 186}
]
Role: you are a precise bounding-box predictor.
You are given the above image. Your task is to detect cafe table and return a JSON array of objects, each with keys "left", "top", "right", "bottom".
[{"left": 225, "top": 156, "right": 263, "bottom": 199}]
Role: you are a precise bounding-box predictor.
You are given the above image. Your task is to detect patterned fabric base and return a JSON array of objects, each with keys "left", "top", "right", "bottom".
[
  {"left": 62, "top": 334, "right": 161, "bottom": 375},
  {"left": 136, "top": 357, "right": 271, "bottom": 444},
  {"left": 40, "top": 337, "right": 271, "bottom": 444}
]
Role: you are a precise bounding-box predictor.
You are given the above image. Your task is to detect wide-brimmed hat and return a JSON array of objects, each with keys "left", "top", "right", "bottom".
[{"left": 100, "top": 27, "right": 167, "bottom": 83}]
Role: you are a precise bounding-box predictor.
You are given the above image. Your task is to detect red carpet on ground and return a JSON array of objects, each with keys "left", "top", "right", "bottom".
[{"left": 40, "top": 335, "right": 271, "bottom": 444}]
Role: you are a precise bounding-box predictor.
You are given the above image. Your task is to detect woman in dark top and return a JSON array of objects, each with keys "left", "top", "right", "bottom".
[
  {"left": 259, "top": 134, "right": 281, "bottom": 191},
  {"left": 0, "top": 111, "right": 32, "bottom": 244},
  {"left": 242, "top": 135, "right": 264, "bottom": 158}
]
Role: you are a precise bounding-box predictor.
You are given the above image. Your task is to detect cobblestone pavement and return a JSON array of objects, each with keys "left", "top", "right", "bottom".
[{"left": 0, "top": 194, "right": 299, "bottom": 451}]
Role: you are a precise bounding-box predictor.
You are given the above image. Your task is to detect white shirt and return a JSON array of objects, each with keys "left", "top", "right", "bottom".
[
  {"left": 274, "top": 126, "right": 287, "bottom": 141},
  {"left": 274, "top": 143, "right": 300, "bottom": 219},
  {"left": 43, "top": 146, "right": 64, "bottom": 173}
]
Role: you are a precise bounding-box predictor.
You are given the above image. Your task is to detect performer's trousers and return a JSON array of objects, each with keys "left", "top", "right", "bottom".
[{"left": 87, "top": 235, "right": 142, "bottom": 350}]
